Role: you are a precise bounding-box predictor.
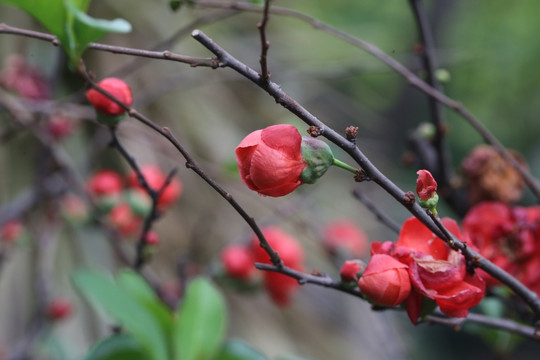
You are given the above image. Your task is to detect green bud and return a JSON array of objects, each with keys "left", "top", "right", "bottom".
[
  {"left": 124, "top": 189, "right": 152, "bottom": 217},
  {"left": 300, "top": 137, "right": 334, "bottom": 184},
  {"left": 417, "top": 193, "right": 439, "bottom": 213}
]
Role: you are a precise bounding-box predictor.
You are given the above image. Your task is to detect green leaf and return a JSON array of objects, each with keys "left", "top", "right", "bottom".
[
  {"left": 72, "top": 269, "right": 169, "bottom": 360},
  {"left": 116, "top": 270, "right": 174, "bottom": 335},
  {"left": 174, "top": 277, "right": 227, "bottom": 360},
  {"left": 217, "top": 339, "right": 268, "bottom": 360},
  {"left": 0, "top": 0, "right": 131, "bottom": 65},
  {"left": 83, "top": 334, "right": 149, "bottom": 360}
]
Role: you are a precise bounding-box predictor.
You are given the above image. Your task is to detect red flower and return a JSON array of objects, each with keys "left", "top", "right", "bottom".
[
  {"left": 372, "top": 217, "right": 485, "bottom": 323},
  {"left": 358, "top": 254, "right": 411, "bottom": 306},
  {"left": 251, "top": 227, "right": 304, "bottom": 306},
  {"left": 221, "top": 244, "right": 255, "bottom": 280},
  {"left": 1, "top": 220, "right": 23, "bottom": 243},
  {"left": 235, "top": 125, "right": 306, "bottom": 197},
  {"left": 463, "top": 202, "right": 540, "bottom": 288},
  {"left": 416, "top": 169, "right": 437, "bottom": 201},
  {"left": 47, "top": 298, "right": 72, "bottom": 321},
  {"left": 127, "top": 165, "right": 182, "bottom": 210},
  {"left": 87, "top": 170, "right": 123, "bottom": 197},
  {"left": 323, "top": 219, "right": 368, "bottom": 258},
  {"left": 340, "top": 260, "right": 364, "bottom": 283},
  {"left": 85, "top": 78, "right": 133, "bottom": 116},
  {"left": 108, "top": 203, "right": 142, "bottom": 236}
]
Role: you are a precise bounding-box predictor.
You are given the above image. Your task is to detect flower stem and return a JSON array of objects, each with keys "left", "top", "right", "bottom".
[{"left": 332, "top": 158, "right": 358, "bottom": 173}]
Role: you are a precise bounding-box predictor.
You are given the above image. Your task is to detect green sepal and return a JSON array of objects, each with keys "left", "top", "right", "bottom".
[
  {"left": 299, "top": 137, "right": 334, "bottom": 184},
  {"left": 417, "top": 193, "right": 439, "bottom": 212},
  {"left": 96, "top": 111, "right": 126, "bottom": 127}
]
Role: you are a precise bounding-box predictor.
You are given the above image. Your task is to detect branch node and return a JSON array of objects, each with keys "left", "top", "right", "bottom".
[{"left": 306, "top": 125, "right": 321, "bottom": 137}]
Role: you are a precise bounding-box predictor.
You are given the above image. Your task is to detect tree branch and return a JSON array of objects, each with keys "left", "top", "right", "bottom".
[{"left": 257, "top": 0, "right": 271, "bottom": 80}]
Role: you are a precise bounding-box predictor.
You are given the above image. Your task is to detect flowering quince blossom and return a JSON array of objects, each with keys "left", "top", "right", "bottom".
[
  {"left": 358, "top": 254, "right": 411, "bottom": 306},
  {"left": 323, "top": 219, "right": 368, "bottom": 258},
  {"left": 235, "top": 125, "right": 307, "bottom": 197},
  {"left": 235, "top": 124, "right": 337, "bottom": 197},
  {"left": 126, "top": 164, "right": 182, "bottom": 210},
  {"left": 251, "top": 227, "right": 304, "bottom": 306},
  {"left": 221, "top": 244, "right": 256, "bottom": 280},
  {"left": 340, "top": 260, "right": 364, "bottom": 284},
  {"left": 416, "top": 169, "right": 437, "bottom": 201},
  {"left": 463, "top": 201, "right": 540, "bottom": 291},
  {"left": 85, "top": 77, "right": 133, "bottom": 116},
  {"left": 369, "top": 217, "right": 485, "bottom": 324}
]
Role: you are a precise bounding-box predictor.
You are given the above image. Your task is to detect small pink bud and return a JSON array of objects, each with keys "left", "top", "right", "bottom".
[
  {"left": 416, "top": 169, "right": 437, "bottom": 201},
  {"left": 340, "top": 260, "right": 364, "bottom": 283},
  {"left": 85, "top": 78, "right": 132, "bottom": 116},
  {"left": 221, "top": 244, "right": 255, "bottom": 280},
  {"left": 47, "top": 298, "right": 72, "bottom": 321},
  {"left": 145, "top": 231, "right": 160, "bottom": 246}
]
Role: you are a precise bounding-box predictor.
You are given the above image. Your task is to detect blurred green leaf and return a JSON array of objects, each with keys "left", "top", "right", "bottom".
[
  {"left": 83, "top": 334, "right": 149, "bottom": 360},
  {"left": 72, "top": 269, "right": 169, "bottom": 360},
  {"left": 116, "top": 269, "right": 174, "bottom": 335},
  {"left": 217, "top": 339, "right": 268, "bottom": 360},
  {"left": 173, "top": 277, "right": 227, "bottom": 360},
  {"left": 0, "top": 0, "right": 131, "bottom": 65}
]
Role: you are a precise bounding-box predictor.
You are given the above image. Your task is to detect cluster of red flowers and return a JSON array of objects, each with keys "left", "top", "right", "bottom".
[
  {"left": 359, "top": 217, "right": 485, "bottom": 323},
  {"left": 221, "top": 227, "right": 304, "bottom": 306},
  {"left": 463, "top": 201, "right": 540, "bottom": 296},
  {"left": 86, "top": 165, "right": 182, "bottom": 240}
]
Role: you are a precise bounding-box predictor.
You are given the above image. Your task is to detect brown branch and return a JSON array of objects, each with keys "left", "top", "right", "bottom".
[
  {"left": 190, "top": 29, "right": 540, "bottom": 317},
  {"left": 425, "top": 310, "right": 540, "bottom": 341},
  {"left": 352, "top": 188, "right": 401, "bottom": 234},
  {"left": 187, "top": 0, "right": 540, "bottom": 203},
  {"left": 257, "top": 0, "right": 271, "bottom": 80},
  {"left": 78, "top": 62, "right": 283, "bottom": 268},
  {"left": 407, "top": 0, "right": 452, "bottom": 195}
]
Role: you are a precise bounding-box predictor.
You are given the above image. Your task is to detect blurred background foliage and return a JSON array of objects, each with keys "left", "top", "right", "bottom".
[{"left": 1, "top": 0, "right": 540, "bottom": 359}]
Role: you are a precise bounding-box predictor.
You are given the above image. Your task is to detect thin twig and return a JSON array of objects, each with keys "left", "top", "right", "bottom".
[
  {"left": 3, "top": 20, "right": 538, "bottom": 198},
  {"left": 408, "top": 0, "right": 452, "bottom": 194},
  {"left": 352, "top": 188, "right": 401, "bottom": 234},
  {"left": 186, "top": 1, "right": 540, "bottom": 202},
  {"left": 257, "top": 0, "right": 271, "bottom": 80},
  {"left": 78, "top": 62, "right": 283, "bottom": 268},
  {"left": 190, "top": 29, "right": 540, "bottom": 316},
  {"left": 425, "top": 310, "right": 540, "bottom": 341}
]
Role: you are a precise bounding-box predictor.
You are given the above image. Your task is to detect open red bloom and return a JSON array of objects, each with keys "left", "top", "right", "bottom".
[
  {"left": 463, "top": 201, "right": 540, "bottom": 288},
  {"left": 416, "top": 170, "right": 437, "bottom": 201},
  {"left": 358, "top": 254, "right": 411, "bottom": 306},
  {"left": 85, "top": 77, "right": 133, "bottom": 116},
  {"left": 372, "top": 217, "right": 485, "bottom": 323},
  {"left": 251, "top": 227, "right": 304, "bottom": 305},
  {"left": 235, "top": 125, "right": 306, "bottom": 197}
]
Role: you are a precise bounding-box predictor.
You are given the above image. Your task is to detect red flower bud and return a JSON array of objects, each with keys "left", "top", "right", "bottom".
[
  {"left": 416, "top": 169, "right": 437, "bottom": 201},
  {"left": 251, "top": 227, "right": 304, "bottom": 305},
  {"left": 221, "top": 244, "right": 255, "bottom": 280},
  {"left": 108, "top": 203, "right": 142, "bottom": 236},
  {"left": 85, "top": 78, "right": 133, "bottom": 116},
  {"left": 145, "top": 231, "right": 160, "bottom": 246},
  {"left": 340, "top": 260, "right": 364, "bottom": 283},
  {"left": 1, "top": 220, "right": 23, "bottom": 243},
  {"left": 358, "top": 254, "right": 411, "bottom": 306},
  {"left": 126, "top": 165, "right": 182, "bottom": 210},
  {"left": 323, "top": 219, "right": 368, "bottom": 258},
  {"left": 235, "top": 125, "right": 306, "bottom": 197},
  {"left": 87, "top": 170, "right": 123, "bottom": 197},
  {"left": 47, "top": 298, "right": 72, "bottom": 321},
  {"left": 48, "top": 115, "right": 74, "bottom": 141}
]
